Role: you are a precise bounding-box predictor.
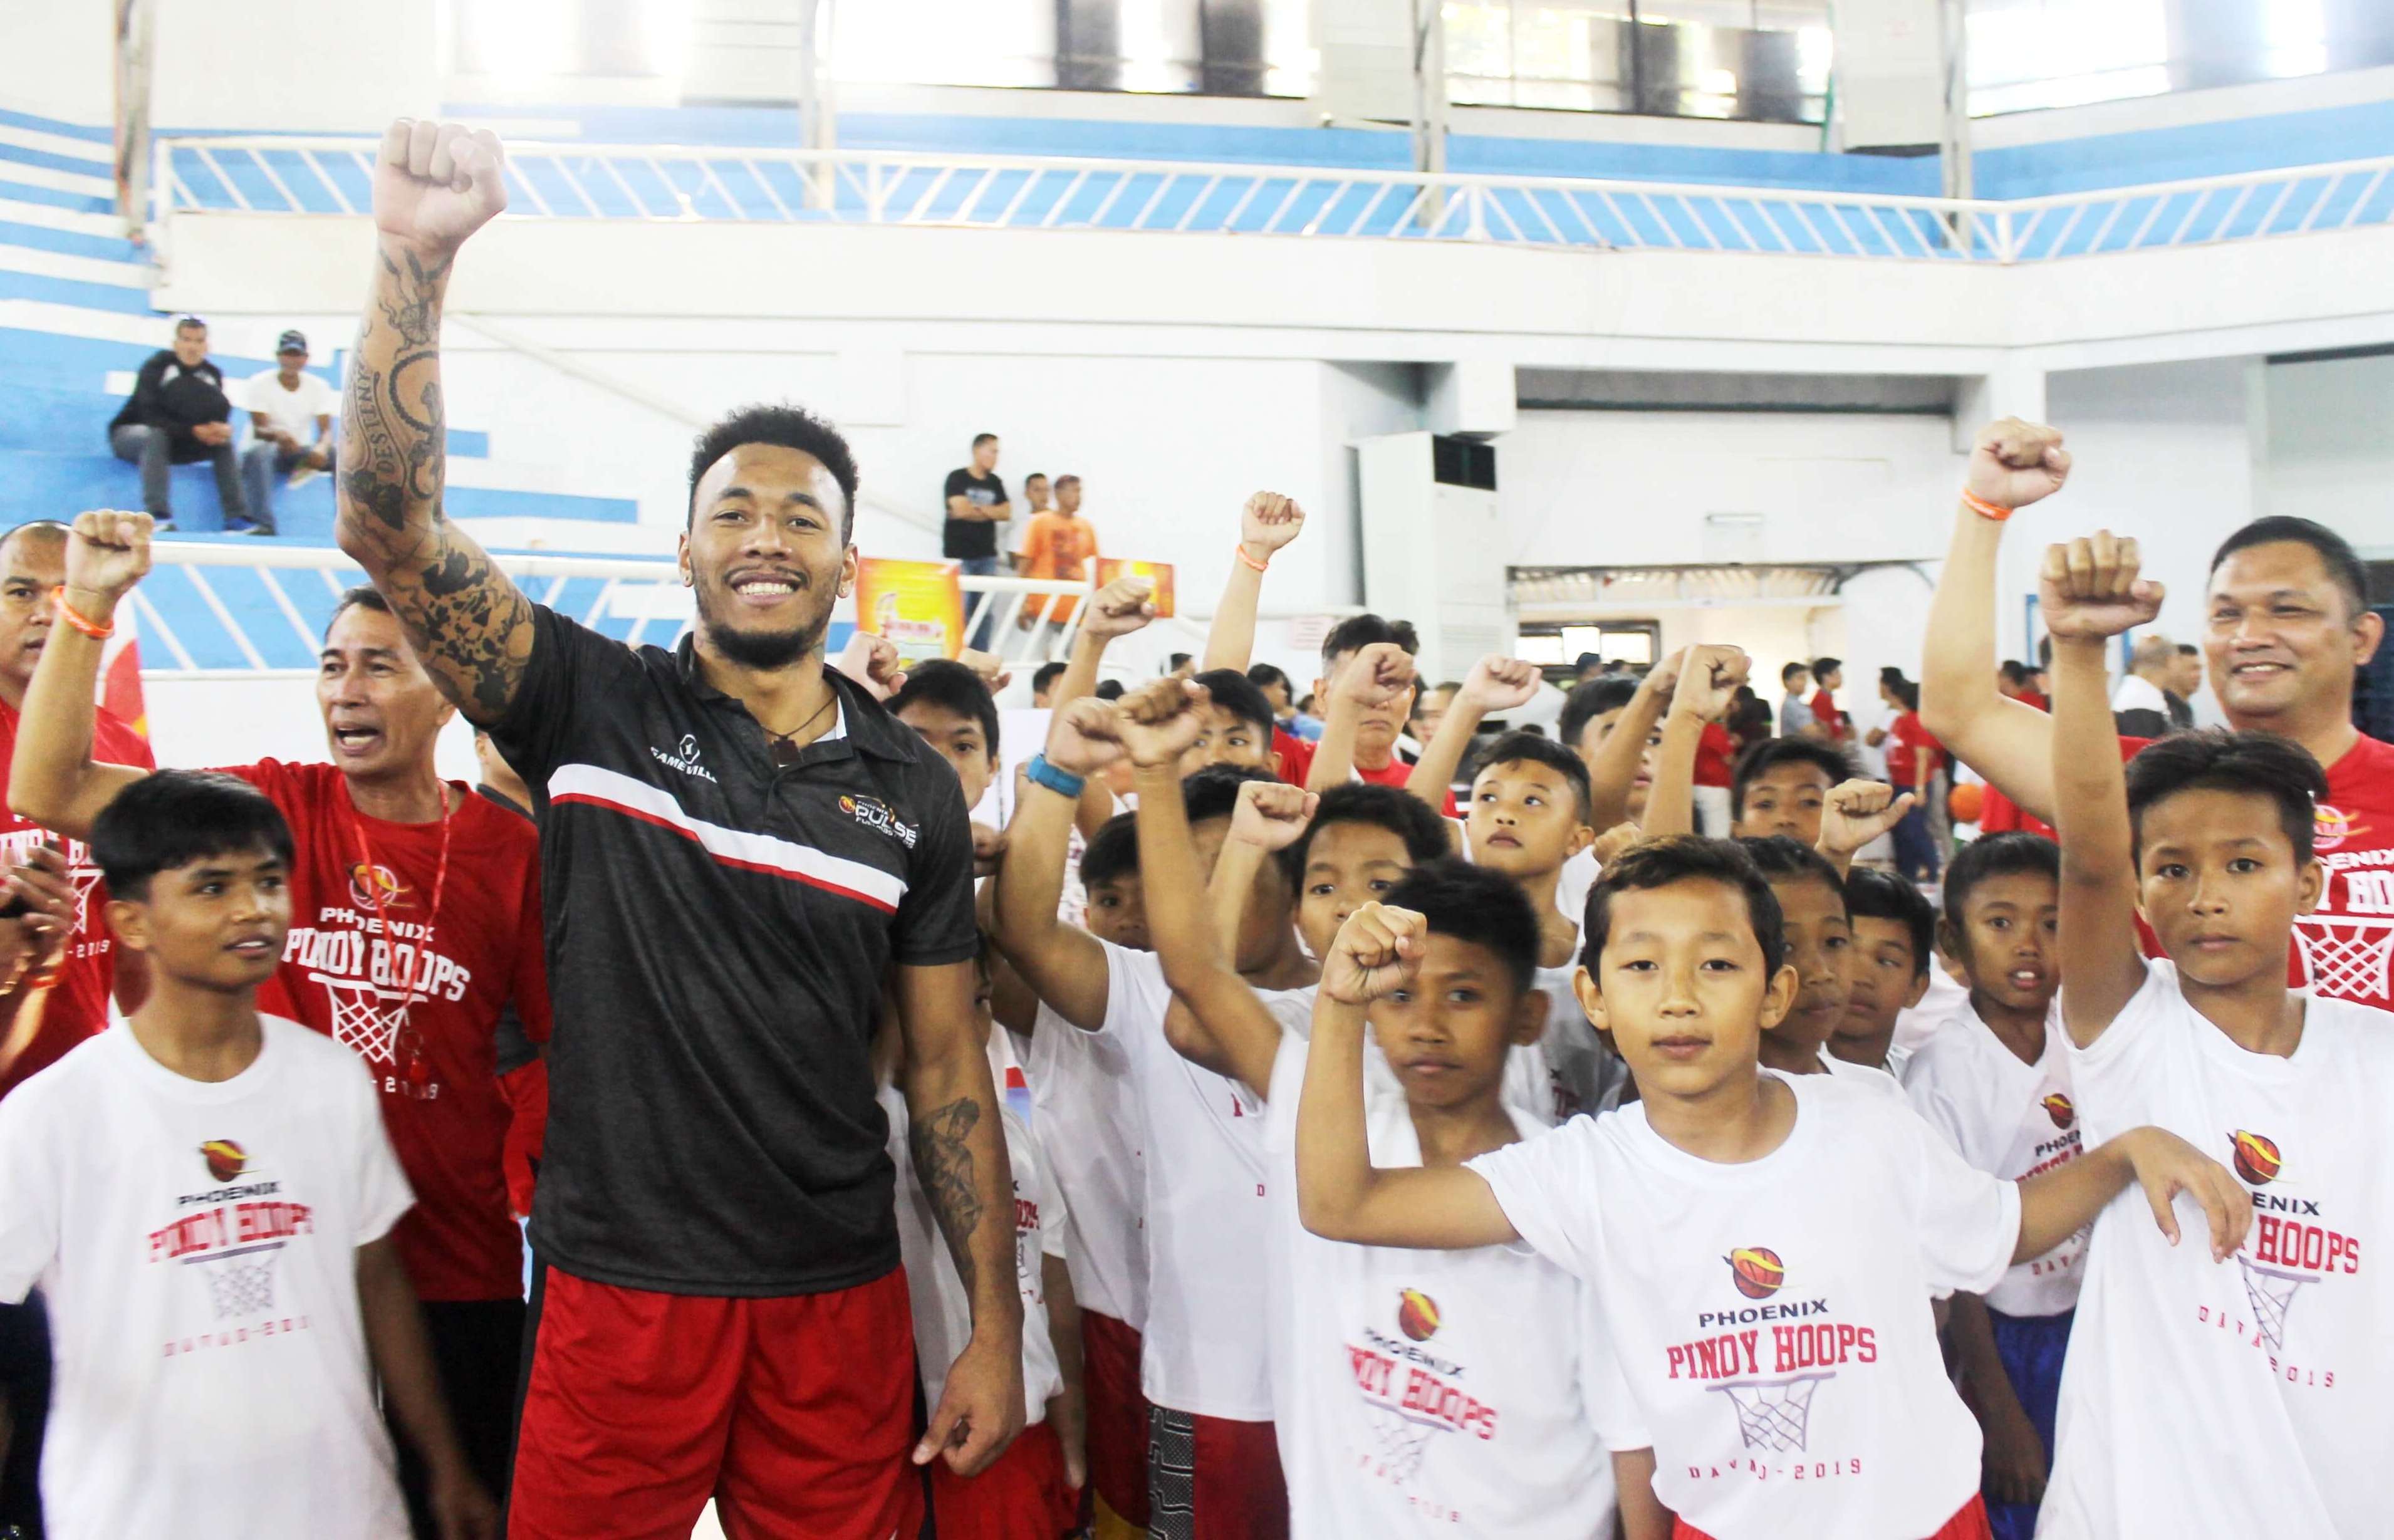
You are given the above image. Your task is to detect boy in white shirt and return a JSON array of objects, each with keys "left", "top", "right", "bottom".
[
  {"left": 1833, "top": 868, "right": 1935, "bottom": 1080},
  {"left": 2038, "top": 529, "right": 2394, "bottom": 1537},
  {"left": 1735, "top": 836, "right": 1903, "bottom": 1095},
  {"left": 1900, "top": 833, "right": 2075, "bottom": 1540},
  {"left": 992, "top": 711, "right": 1318, "bottom": 1539},
  {"left": 1293, "top": 834, "right": 2250, "bottom": 1540},
  {"left": 1266, "top": 858, "right": 1623, "bottom": 1537},
  {"left": 0, "top": 771, "right": 492, "bottom": 1539}
]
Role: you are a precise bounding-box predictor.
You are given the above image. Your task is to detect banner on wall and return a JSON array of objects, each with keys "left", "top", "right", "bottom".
[
  {"left": 1093, "top": 558, "right": 1175, "bottom": 618},
  {"left": 854, "top": 556, "right": 965, "bottom": 663}
]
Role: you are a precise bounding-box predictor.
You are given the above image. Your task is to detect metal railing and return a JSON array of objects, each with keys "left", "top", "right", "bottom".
[
  {"left": 134, "top": 543, "right": 1111, "bottom": 680},
  {"left": 150, "top": 135, "right": 2394, "bottom": 265}
]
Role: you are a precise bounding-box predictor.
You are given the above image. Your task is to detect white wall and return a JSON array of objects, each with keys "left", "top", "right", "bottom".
[
  {"left": 155, "top": 0, "right": 442, "bottom": 130},
  {"left": 12, "top": 1, "right": 113, "bottom": 123},
  {"left": 2261, "top": 353, "right": 2394, "bottom": 554},
  {"left": 143, "top": 676, "right": 483, "bottom": 786}
]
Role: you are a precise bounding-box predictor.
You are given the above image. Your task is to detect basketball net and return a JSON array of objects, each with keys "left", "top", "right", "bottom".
[
  {"left": 1712, "top": 1375, "right": 1831, "bottom": 1454},
  {"left": 196, "top": 1250, "right": 279, "bottom": 1320},
  {"left": 315, "top": 972, "right": 407, "bottom": 1065},
  {"left": 2296, "top": 915, "right": 2394, "bottom": 1002},
  {"left": 1363, "top": 1409, "right": 1439, "bottom": 1485},
  {"left": 2237, "top": 1258, "right": 2310, "bottom": 1353}
]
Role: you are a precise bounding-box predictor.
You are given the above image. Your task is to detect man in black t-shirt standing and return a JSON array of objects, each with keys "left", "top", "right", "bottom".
[
  {"left": 335, "top": 119, "right": 1022, "bottom": 1540},
  {"left": 944, "top": 433, "right": 1010, "bottom": 650}
]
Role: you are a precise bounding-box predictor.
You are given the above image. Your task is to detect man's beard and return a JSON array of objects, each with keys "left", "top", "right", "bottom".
[{"left": 695, "top": 583, "right": 831, "bottom": 670}]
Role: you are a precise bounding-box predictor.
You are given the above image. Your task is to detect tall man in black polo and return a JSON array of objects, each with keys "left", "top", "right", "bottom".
[
  {"left": 944, "top": 432, "right": 1009, "bottom": 650},
  {"left": 335, "top": 118, "right": 1022, "bottom": 1539}
]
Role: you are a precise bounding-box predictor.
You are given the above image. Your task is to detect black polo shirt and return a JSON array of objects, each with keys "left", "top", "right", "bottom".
[{"left": 491, "top": 605, "right": 979, "bottom": 1296}]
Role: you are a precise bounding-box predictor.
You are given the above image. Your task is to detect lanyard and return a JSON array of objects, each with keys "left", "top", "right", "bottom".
[{"left": 346, "top": 780, "right": 454, "bottom": 1058}]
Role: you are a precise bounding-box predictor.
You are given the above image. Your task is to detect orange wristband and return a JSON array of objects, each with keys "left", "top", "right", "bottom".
[
  {"left": 1960, "top": 490, "right": 2012, "bottom": 523},
  {"left": 1236, "top": 543, "right": 1269, "bottom": 574},
  {"left": 50, "top": 588, "right": 114, "bottom": 640}
]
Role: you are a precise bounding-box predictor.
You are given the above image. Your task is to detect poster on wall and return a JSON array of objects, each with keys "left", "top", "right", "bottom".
[
  {"left": 1092, "top": 558, "right": 1175, "bottom": 618},
  {"left": 854, "top": 556, "right": 965, "bottom": 663}
]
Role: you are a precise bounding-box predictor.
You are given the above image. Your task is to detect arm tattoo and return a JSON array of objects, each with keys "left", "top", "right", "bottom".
[
  {"left": 338, "top": 239, "right": 533, "bottom": 725},
  {"left": 909, "top": 1097, "right": 987, "bottom": 1295}
]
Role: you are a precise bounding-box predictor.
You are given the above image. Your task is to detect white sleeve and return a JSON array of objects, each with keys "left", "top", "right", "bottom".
[
  {"left": 1892, "top": 1099, "right": 2019, "bottom": 1296},
  {"left": 1578, "top": 1284, "right": 1650, "bottom": 1451},
  {"left": 2061, "top": 957, "right": 2174, "bottom": 1144},
  {"left": 1095, "top": 940, "right": 1172, "bottom": 1064},
  {"left": 348, "top": 1060, "right": 415, "bottom": 1246},
  {"left": 1901, "top": 1043, "right": 1980, "bottom": 1168},
  {"left": 0, "top": 1088, "right": 61, "bottom": 1302},
  {"left": 306, "top": 372, "right": 336, "bottom": 420},
  {"left": 1464, "top": 1120, "right": 1606, "bottom": 1281},
  {"left": 1037, "top": 1143, "right": 1071, "bottom": 1263}
]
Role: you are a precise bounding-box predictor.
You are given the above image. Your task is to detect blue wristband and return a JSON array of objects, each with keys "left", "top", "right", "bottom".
[{"left": 1024, "top": 753, "right": 1088, "bottom": 800}]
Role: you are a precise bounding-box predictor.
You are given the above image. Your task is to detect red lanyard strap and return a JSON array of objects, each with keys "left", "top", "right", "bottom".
[{"left": 348, "top": 781, "right": 454, "bottom": 1022}]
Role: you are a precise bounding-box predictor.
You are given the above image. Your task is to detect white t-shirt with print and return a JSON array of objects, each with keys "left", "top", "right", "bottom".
[
  {"left": 1468, "top": 1072, "right": 2016, "bottom": 1540},
  {"left": 1903, "top": 1001, "right": 2085, "bottom": 1317},
  {"left": 2040, "top": 960, "right": 2394, "bottom": 1538},
  {"left": 1093, "top": 939, "right": 1313, "bottom": 1420},
  {"left": 0, "top": 1017, "right": 414, "bottom": 1540},
  {"left": 884, "top": 1056, "right": 1069, "bottom": 1426},
  {"left": 1266, "top": 1034, "right": 1622, "bottom": 1538},
  {"left": 241, "top": 370, "right": 335, "bottom": 439},
  {"left": 1019, "top": 1000, "right": 1147, "bottom": 1329}
]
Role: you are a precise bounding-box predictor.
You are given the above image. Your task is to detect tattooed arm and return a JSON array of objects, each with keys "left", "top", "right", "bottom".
[
  {"left": 893, "top": 959, "right": 1025, "bottom": 1475},
  {"left": 336, "top": 120, "right": 536, "bottom": 727}
]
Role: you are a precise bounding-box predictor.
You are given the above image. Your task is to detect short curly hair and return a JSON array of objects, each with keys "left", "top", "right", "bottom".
[{"left": 687, "top": 403, "right": 860, "bottom": 540}]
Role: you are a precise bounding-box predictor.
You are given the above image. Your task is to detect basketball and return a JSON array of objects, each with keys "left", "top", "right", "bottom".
[
  {"left": 1728, "top": 1247, "right": 1785, "bottom": 1299},
  {"left": 1947, "top": 783, "right": 1985, "bottom": 825},
  {"left": 1396, "top": 1288, "right": 1442, "bottom": 1342},
  {"left": 2043, "top": 1093, "right": 2076, "bottom": 1130},
  {"left": 2232, "top": 1131, "right": 2283, "bottom": 1185},
  {"left": 200, "top": 1139, "right": 247, "bottom": 1183}
]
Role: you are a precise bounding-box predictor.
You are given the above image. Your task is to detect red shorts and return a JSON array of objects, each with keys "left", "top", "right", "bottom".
[
  {"left": 928, "top": 1418, "right": 1079, "bottom": 1539},
  {"left": 1148, "top": 1405, "right": 1288, "bottom": 1540},
  {"left": 509, "top": 1264, "right": 920, "bottom": 1540},
  {"left": 1081, "top": 1310, "right": 1152, "bottom": 1529},
  {"left": 1673, "top": 1494, "right": 1990, "bottom": 1540}
]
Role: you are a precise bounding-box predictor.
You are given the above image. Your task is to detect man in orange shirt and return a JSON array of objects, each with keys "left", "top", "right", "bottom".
[{"left": 1020, "top": 474, "right": 1100, "bottom": 627}]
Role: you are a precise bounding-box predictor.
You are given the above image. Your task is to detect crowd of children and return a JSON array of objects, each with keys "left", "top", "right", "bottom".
[{"left": 0, "top": 399, "right": 2385, "bottom": 1540}]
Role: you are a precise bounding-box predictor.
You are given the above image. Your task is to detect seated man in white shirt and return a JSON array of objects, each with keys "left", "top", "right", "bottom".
[{"left": 237, "top": 329, "right": 336, "bottom": 537}]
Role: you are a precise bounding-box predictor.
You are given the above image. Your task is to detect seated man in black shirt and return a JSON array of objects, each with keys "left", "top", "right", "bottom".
[{"left": 105, "top": 315, "right": 251, "bottom": 533}]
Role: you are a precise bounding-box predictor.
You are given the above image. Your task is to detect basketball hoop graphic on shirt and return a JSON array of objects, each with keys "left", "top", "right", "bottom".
[
  {"left": 1363, "top": 1407, "right": 1440, "bottom": 1485},
  {"left": 2296, "top": 913, "right": 2394, "bottom": 1002},
  {"left": 190, "top": 1246, "right": 281, "bottom": 1321},
  {"left": 1711, "top": 1374, "right": 1833, "bottom": 1453},
  {"left": 315, "top": 972, "right": 409, "bottom": 1065},
  {"left": 2236, "top": 1259, "right": 2311, "bottom": 1353}
]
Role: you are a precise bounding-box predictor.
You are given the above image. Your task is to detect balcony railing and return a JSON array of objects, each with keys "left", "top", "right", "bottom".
[{"left": 152, "top": 135, "right": 2394, "bottom": 266}]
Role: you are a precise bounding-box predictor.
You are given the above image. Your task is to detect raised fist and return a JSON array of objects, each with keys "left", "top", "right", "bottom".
[
  {"left": 374, "top": 119, "right": 507, "bottom": 258},
  {"left": 1240, "top": 492, "right": 1306, "bottom": 559},
  {"left": 65, "top": 510, "right": 153, "bottom": 603},
  {"left": 1080, "top": 576, "right": 1158, "bottom": 642},
  {"left": 1335, "top": 642, "right": 1416, "bottom": 708},
  {"left": 1454, "top": 655, "right": 1543, "bottom": 719},
  {"left": 1817, "top": 779, "right": 1917, "bottom": 860},
  {"left": 834, "top": 632, "right": 907, "bottom": 700},
  {"left": 1668, "top": 644, "right": 1750, "bottom": 722},
  {"left": 1229, "top": 779, "right": 1318, "bottom": 854},
  {"left": 956, "top": 648, "right": 1014, "bottom": 695},
  {"left": 970, "top": 822, "right": 1007, "bottom": 880},
  {"left": 1322, "top": 902, "right": 1427, "bottom": 1007},
  {"left": 2039, "top": 531, "right": 2164, "bottom": 642},
  {"left": 1588, "top": 822, "right": 1645, "bottom": 868},
  {"left": 1967, "top": 419, "right": 2073, "bottom": 513},
  {"left": 1044, "top": 697, "right": 1126, "bottom": 779},
  {"left": 1116, "top": 678, "right": 1207, "bottom": 769}
]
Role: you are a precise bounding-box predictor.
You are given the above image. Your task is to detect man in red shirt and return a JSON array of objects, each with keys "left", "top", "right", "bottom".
[
  {"left": 1924, "top": 418, "right": 2394, "bottom": 1008},
  {"left": 1809, "top": 655, "right": 1850, "bottom": 741},
  {"left": 11, "top": 513, "right": 550, "bottom": 1534}
]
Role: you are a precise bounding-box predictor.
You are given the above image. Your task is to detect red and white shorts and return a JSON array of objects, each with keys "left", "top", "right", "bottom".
[{"left": 509, "top": 1264, "right": 919, "bottom": 1540}]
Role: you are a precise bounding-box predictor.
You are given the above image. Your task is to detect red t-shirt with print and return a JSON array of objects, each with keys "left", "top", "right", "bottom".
[
  {"left": 0, "top": 702, "right": 155, "bottom": 1100},
  {"left": 222, "top": 760, "right": 551, "bottom": 1301}
]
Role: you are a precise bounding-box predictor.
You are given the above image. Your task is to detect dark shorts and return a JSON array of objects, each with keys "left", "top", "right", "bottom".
[
  {"left": 1985, "top": 1306, "right": 2074, "bottom": 1540},
  {"left": 392, "top": 1297, "right": 525, "bottom": 1539},
  {"left": 509, "top": 1263, "right": 919, "bottom": 1540},
  {"left": 1146, "top": 1405, "right": 1286, "bottom": 1540}
]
